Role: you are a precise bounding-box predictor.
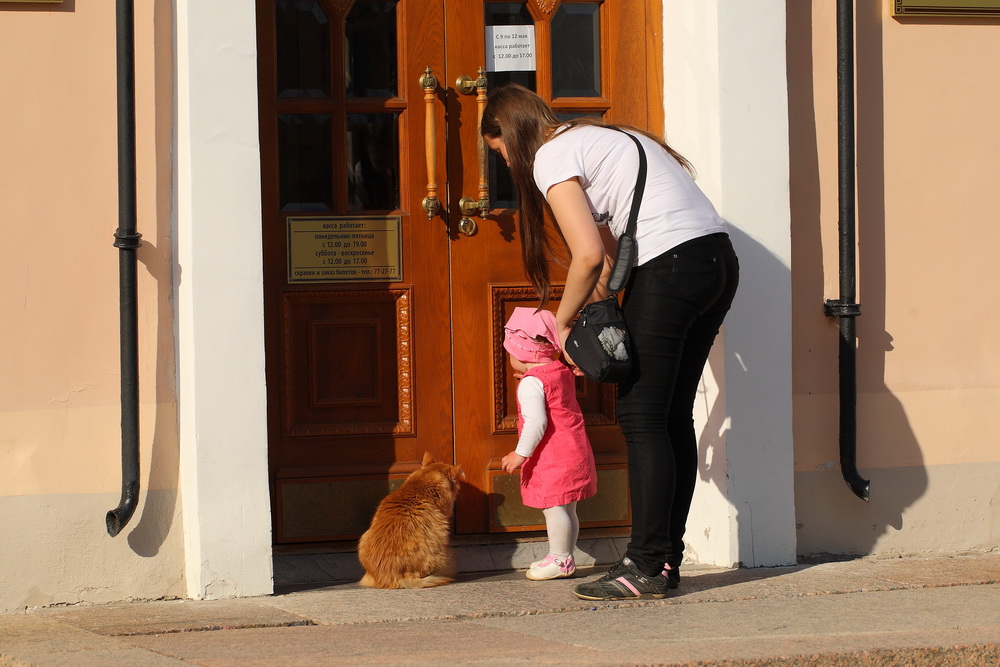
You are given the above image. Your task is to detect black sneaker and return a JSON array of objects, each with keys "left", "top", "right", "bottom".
[{"left": 573, "top": 557, "right": 670, "bottom": 600}]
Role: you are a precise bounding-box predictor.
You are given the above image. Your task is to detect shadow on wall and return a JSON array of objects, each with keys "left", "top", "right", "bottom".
[
  {"left": 785, "top": 0, "right": 927, "bottom": 558},
  {"left": 120, "top": 0, "right": 180, "bottom": 558}
]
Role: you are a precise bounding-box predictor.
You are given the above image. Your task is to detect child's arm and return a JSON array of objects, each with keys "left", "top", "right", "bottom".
[{"left": 501, "top": 376, "right": 547, "bottom": 473}]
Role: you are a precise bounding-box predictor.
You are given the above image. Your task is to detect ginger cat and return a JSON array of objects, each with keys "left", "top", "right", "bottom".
[{"left": 357, "top": 451, "right": 463, "bottom": 589}]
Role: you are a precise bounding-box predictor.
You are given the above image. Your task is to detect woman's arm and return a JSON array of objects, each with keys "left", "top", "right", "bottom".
[
  {"left": 545, "top": 178, "right": 607, "bottom": 343},
  {"left": 591, "top": 226, "right": 618, "bottom": 302}
]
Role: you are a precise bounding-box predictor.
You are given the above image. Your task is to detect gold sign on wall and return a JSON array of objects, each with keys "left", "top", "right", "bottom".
[
  {"left": 287, "top": 216, "right": 402, "bottom": 283},
  {"left": 893, "top": 0, "right": 1000, "bottom": 15}
]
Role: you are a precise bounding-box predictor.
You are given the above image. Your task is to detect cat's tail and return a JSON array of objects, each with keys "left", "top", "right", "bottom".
[
  {"left": 399, "top": 574, "right": 453, "bottom": 589},
  {"left": 359, "top": 572, "right": 453, "bottom": 589}
]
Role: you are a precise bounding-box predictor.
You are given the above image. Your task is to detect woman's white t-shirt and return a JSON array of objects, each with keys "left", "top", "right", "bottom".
[{"left": 532, "top": 124, "right": 727, "bottom": 266}]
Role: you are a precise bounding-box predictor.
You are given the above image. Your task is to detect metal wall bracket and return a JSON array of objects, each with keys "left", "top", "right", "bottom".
[{"left": 824, "top": 299, "right": 861, "bottom": 318}]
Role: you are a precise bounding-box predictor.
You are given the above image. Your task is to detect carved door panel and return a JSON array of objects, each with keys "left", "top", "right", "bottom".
[{"left": 257, "top": 0, "right": 661, "bottom": 543}]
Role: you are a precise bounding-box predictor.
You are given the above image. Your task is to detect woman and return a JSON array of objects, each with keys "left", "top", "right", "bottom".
[{"left": 481, "top": 84, "right": 739, "bottom": 600}]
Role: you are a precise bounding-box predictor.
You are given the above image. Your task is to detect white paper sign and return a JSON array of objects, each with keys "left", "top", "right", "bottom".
[{"left": 485, "top": 25, "right": 536, "bottom": 72}]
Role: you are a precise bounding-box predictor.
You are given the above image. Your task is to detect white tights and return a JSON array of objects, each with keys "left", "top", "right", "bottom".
[{"left": 542, "top": 502, "right": 579, "bottom": 558}]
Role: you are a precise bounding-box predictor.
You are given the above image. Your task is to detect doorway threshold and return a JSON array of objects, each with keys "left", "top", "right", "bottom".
[{"left": 273, "top": 528, "right": 630, "bottom": 589}]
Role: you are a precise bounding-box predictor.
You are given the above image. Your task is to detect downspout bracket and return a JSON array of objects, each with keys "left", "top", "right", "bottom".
[
  {"left": 824, "top": 299, "right": 861, "bottom": 318},
  {"left": 113, "top": 229, "right": 143, "bottom": 250}
]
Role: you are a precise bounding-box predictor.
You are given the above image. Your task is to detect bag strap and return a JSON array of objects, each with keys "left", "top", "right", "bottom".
[{"left": 606, "top": 127, "right": 648, "bottom": 295}]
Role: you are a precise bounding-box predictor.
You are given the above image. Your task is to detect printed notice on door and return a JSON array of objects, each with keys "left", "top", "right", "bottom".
[
  {"left": 485, "top": 25, "right": 536, "bottom": 72},
  {"left": 287, "top": 216, "right": 402, "bottom": 283}
]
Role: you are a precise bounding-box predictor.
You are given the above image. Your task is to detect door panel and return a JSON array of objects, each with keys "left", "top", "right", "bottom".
[
  {"left": 448, "top": 0, "right": 652, "bottom": 534},
  {"left": 259, "top": 0, "right": 451, "bottom": 543},
  {"left": 258, "top": 0, "right": 660, "bottom": 543}
]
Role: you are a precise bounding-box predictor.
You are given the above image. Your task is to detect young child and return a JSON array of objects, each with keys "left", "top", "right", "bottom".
[{"left": 501, "top": 307, "right": 598, "bottom": 580}]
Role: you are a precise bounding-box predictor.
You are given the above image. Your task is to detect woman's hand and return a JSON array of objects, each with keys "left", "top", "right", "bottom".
[
  {"left": 501, "top": 452, "right": 527, "bottom": 474},
  {"left": 559, "top": 325, "right": 586, "bottom": 377}
]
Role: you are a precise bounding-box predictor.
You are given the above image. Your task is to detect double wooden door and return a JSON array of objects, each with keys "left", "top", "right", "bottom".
[{"left": 257, "top": 0, "right": 662, "bottom": 543}]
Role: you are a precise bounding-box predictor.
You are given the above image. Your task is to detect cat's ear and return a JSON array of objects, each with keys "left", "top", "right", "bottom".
[
  {"left": 421, "top": 451, "right": 435, "bottom": 466},
  {"left": 454, "top": 464, "right": 465, "bottom": 481}
]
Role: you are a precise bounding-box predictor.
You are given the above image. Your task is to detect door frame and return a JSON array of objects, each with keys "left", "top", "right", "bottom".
[
  {"left": 173, "top": 0, "right": 796, "bottom": 600},
  {"left": 175, "top": 0, "right": 273, "bottom": 599}
]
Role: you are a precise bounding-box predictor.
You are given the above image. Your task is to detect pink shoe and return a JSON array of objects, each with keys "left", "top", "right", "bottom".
[{"left": 527, "top": 553, "right": 576, "bottom": 580}]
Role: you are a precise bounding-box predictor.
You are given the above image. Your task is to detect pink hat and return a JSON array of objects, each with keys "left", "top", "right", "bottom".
[{"left": 503, "top": 307, "right": 560, "bottom": 363}]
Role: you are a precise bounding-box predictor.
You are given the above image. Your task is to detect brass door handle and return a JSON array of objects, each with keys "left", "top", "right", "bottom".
[
  {"left": 420, "top": 67, "right": 440, "bottom": 219},
  {"left": 458, "top": 68, "right": 490, "bottom": 219},
  {"left": 458, "top": 199, "right": 479, "bottom": 236},
  {"left": 474, "top": 67, "right": 490, "bottom": 217}
]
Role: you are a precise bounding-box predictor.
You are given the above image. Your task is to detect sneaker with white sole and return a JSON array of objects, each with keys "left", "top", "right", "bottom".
[
  {"left": 573, "top": 556, "right": 669, "bottom": 600},
  {"left": 526, "top": 553, "right": 576, "bottom": 580}
]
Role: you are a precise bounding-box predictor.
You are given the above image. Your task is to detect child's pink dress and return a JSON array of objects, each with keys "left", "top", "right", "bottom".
[{"left": 517, "top": 361, "right": 598, "bottom": 508}]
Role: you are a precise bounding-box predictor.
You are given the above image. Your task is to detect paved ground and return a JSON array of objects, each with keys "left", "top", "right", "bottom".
[{"left": 2, "top": 552, "right": 999, "bottom": 666}]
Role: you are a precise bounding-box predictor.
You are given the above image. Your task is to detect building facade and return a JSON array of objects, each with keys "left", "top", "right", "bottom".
[{"left": 0, "top": 0, "right": 996, "bottom": 613}]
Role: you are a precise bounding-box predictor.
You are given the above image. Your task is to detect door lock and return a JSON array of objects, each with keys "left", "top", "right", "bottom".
[{"left": 457, "top": 217, "right": 478, "bottom": 236}]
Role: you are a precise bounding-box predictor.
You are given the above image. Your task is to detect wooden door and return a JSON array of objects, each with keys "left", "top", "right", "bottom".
[{"left": 257, "top": 0, "right": 662, "bottom": 544}]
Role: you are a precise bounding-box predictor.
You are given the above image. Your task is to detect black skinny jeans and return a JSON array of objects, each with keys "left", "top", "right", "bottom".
[{"left": 617, "top": 232, "right": 739, "bottom": 577}]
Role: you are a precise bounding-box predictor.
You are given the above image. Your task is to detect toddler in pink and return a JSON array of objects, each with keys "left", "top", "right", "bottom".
[{"left": 501, "top": 307, "right": 598, "bottom": 580}]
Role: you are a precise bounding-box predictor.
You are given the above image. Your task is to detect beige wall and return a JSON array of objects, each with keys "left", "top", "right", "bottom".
[
  {"left": 0, "top": 1, "right": 183, "bottom": 612},
  {"left": 790, "top": 1, "right": 1000, "bottom": 555}
]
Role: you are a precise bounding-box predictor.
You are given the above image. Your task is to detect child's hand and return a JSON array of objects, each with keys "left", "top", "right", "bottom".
[{"left": 501, "top": 452, "right": 527, "bottom": 474}]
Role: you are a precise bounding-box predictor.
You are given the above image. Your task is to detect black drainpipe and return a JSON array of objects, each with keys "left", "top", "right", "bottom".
[
  {"left": 106, "top": 0, "right": 143, "bottom": 536},
  {"left": 824, "top": 0, "right": 870, "bottom": 502}
]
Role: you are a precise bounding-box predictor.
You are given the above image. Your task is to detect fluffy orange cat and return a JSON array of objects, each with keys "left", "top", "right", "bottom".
[{"left": 357, "top": 451, "right": 463, "bottom": 589}]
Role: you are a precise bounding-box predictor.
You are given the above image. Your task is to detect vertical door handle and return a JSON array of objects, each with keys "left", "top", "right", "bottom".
[
  {"left": 456, "top": 67, "right": 490, "bottom": 235},
  {"left": 474, "top": 67, "right": 490, "bottom": 218},
  {"left": 420, "top": 67, "right": 441, "bottom": 219}
]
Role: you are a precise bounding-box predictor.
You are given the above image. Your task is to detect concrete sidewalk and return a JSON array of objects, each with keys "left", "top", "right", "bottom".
[{"left": 2, "top": 553, "right": 999, "bottom": 666}]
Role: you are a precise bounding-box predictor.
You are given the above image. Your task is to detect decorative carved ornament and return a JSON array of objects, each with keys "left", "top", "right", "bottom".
[
  {"left": 529, "top": 0, "right": 561, "bottom": 16},
  {"left": 317, "top": 0, "right": 355, "bottom": 21}
]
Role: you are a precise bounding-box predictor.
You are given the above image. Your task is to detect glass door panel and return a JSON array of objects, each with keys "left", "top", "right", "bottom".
[
  {"left": 551, "top": 3, "right": 601, "bottom": 98},
  {"left": 346, "top": 113, "right": 401, "bottom": 211},
  {"left": 276, "top": 0, "right": 331, "bottom": 98},
  {"left": 484, "top": 2, "right": 534, "bottom": 209},
  {"left": 278, "top": 114, "right": 333, "bottom": 211},
  {"left": 345, "top": 1, "right": 398, "bottom": 98}
]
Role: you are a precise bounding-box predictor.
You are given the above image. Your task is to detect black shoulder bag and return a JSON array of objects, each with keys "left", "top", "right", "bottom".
[{"left": 565, "top": 128, "right": 647, "bottom": 383}]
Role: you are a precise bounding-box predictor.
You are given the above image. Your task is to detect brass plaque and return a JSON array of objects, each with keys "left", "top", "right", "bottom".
[
  {"left": 893, "top": 0, "right": 1000, "bottom": 15},
  {"left": 287, "top": 216, "right": 402, "bottom": 283},
  {"left": 278, "top": 477, "right": 405, "bottom": 541},
  {"left": 491, "top": 467, "right": 630, "bottom": 530}
]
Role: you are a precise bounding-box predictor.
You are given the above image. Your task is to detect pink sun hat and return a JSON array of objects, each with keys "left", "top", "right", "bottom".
[{"left": 503, "top": 307, "right": 561, "bottom": 363}]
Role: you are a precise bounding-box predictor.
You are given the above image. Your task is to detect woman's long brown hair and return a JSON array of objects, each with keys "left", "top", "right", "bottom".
[{"left": 480, "top": 84, "right": 692, "bottom": 306}]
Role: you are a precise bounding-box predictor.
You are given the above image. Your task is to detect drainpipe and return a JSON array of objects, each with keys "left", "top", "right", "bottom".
[
  {"left": 106, "top": 0, "right": 143, "bottom": 536},
  {"left": 824, "top": 0, "right": 870, "bottom": 502}
]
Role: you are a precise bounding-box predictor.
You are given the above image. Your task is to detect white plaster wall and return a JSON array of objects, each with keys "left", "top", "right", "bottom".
[
  {"left": 175, "top": 0, "right": 273, "bottom": 598},
  {"left": 663, "top": 0, "right": 796, "bottom": 568},
  {"left": 0, "top": 492, "right": 185, "bottom": 613}
]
